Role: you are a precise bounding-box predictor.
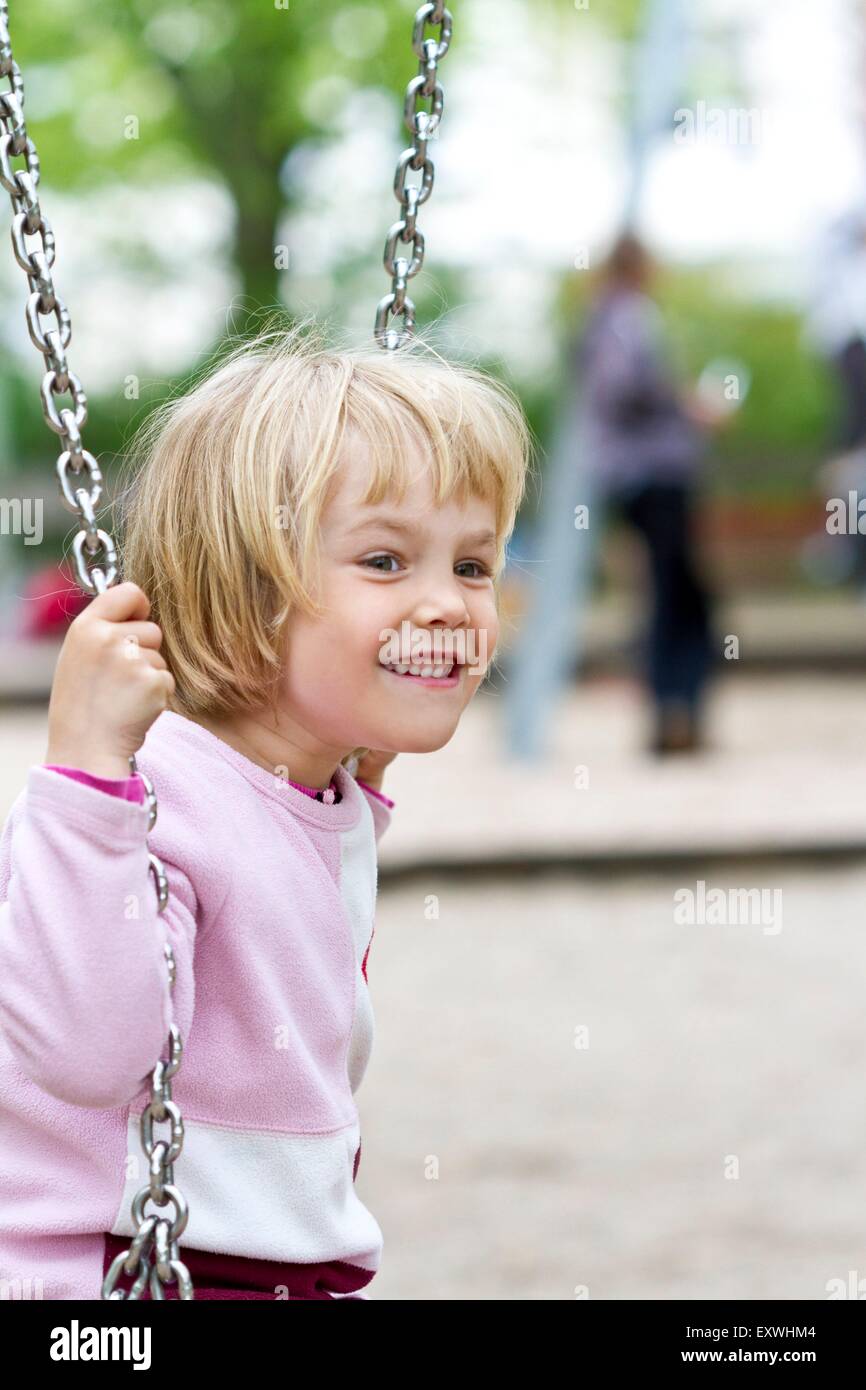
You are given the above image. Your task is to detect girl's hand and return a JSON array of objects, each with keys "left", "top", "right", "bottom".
[
  {"left": 45, "top": 581, "right": 175, "bottom": 780},
  {"left": 353, "top": 748, "right": 398, "bottom": 792}
]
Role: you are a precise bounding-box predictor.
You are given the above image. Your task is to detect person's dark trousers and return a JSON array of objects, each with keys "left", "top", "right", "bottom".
[
  {"left": 831, "top": 337, "right": 866, "bottom": 589},
  {"left": 613, "top": 477, "right": 715, "bottom": 728},
  {"left": 834, "top": 336, "right": 866, "bottom": 450}
]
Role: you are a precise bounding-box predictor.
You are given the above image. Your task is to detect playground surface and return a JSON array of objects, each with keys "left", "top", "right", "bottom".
[{"left": 363, "top": 859, "right": 866, "bottom": 1299}]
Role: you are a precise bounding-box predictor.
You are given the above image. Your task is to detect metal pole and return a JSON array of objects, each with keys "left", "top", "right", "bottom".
[{"left": 503, "top": 0, "right": 684, "bottom": 761}]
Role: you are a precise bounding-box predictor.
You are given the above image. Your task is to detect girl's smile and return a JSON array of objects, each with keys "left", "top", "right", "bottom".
[{"left": 377, "top": 657, "right": 464, "bottom": 688}]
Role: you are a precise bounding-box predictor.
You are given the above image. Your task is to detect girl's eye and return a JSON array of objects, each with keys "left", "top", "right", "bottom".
[
  {"left": 360, "top": 555, "right": 493, "bottom": 577},
  {"left": 361, "top": 553, "right": 401, "bottom": 573},
  {"left": 456, "top": 560, "right": 493, "bottom": 579}
]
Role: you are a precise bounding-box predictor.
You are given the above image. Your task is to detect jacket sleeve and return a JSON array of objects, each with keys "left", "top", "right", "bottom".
[
  {"left": 588, "top": 297, "right": 679, "bottom": 427},
  {"left": 0, "top": 765, "right": 197, "bottom": 1111},
  {"left": 356, "top": 780, "right": 394, "bottom": 846},
  {"left": 43, "top": 764, "right": 148, "bottom": 803}
]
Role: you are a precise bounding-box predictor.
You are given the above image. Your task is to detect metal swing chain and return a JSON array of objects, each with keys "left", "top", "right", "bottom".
[
  {"left": 375, "top": 1, "right": 453, "bottom": 350},
  {"left": 0, "top": 1, "right": 194, "bottom": 1301}
]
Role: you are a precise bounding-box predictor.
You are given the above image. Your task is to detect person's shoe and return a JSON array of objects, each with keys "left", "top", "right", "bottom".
[{"left": 651, "top": 702, "right": 702, "bottom": 755}]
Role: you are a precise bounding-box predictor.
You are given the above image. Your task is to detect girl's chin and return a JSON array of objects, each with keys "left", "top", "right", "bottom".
[{"left": 382, "top": 727, "right": 457, "bottom": 755}]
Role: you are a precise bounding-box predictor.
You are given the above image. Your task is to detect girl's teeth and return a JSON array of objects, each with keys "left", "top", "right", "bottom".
[{"left": 385, "top": 662, "right": 454, "bottom": 678}]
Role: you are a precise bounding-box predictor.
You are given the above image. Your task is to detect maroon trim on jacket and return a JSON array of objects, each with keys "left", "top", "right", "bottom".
[{"left": 102, "top": 1231, "right": 370, "bottom": 1300}]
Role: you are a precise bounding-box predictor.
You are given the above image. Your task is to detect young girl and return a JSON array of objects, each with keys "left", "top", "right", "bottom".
[{"left": 0, "top": 320, "right": 531, "bottom": 1300}]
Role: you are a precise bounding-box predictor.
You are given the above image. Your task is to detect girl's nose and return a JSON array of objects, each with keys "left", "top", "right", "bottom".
[{"left": 410, "top": 586, "right": 472, "bottom": 628}]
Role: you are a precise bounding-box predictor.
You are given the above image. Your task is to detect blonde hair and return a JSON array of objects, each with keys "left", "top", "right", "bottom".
[{"left": 115, "top": 314, "right": 535, "bottom": 740}]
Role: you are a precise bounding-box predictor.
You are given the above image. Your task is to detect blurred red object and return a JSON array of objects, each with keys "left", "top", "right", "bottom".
[{"left": 18, "top": 563, "right": 91, "bottom": 639}]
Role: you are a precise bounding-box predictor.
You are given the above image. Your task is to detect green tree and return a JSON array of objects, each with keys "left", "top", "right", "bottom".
[{"left": 5, "top": 0, "right": 444, "bottom": 334}]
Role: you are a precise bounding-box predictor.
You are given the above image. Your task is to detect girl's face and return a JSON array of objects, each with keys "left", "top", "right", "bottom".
[{"left": 280, "top": 437, "right": 500, "bottom": 757}]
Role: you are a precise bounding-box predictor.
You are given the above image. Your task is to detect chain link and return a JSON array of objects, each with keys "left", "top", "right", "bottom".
[
  {"left": 375, "top": 2, "right": 453, "bottom": 350},
  {"left": 0, "top": 0, "right": 194, "bottom": 1300}
]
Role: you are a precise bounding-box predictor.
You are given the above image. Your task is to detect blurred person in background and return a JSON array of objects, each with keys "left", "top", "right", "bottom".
[
  {"left": 805, "top": 205, "right": 866, "bottom": 453},
  {"left": 803, "top": 206, "right": 866, "bottom": 591},
  {"left": 573, "top": 232, "right": 728, "bottom": 754}
]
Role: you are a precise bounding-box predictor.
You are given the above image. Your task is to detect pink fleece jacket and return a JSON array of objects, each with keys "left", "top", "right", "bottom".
[{"left": 0, "top": 709, "right": 394, "bottom": 1300}]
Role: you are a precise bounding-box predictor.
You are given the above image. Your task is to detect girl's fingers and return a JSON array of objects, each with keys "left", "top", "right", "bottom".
[
  {"left": 120, "top": 642, "right": 168, "bottom": 671},
  {"left": 115, "top": 621, "right": 164, "bottom": 650},
  {"left": 82, "top": 580, "right": 151, "bottom": 624}
]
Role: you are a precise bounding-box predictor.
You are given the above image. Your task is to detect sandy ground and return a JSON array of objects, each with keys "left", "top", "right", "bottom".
[{"left": 362, "top": 865, "right": 866, "bottom": 1299}]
